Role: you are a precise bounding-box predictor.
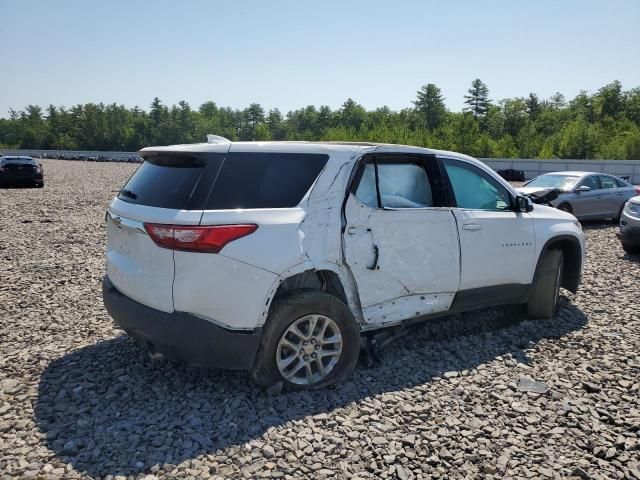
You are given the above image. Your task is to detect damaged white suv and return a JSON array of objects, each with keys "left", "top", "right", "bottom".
[{"left": 103, "top": 139, "right": 585, "bottom": 389}]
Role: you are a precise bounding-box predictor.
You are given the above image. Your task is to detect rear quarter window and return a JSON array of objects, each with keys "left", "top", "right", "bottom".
[
  {"left": 118, "top": 154, "right": 210, "bottom": 209},
  {"left": 204, "top": 152, "right": 329, "bottom": 209}
]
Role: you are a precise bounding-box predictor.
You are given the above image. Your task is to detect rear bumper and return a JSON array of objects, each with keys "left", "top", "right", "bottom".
[
  {"left": 102, "top": 275, "right": 261, "bottom": 370},
  {"left": 0, "top": 173, "right": 43, "bottom": 184}
]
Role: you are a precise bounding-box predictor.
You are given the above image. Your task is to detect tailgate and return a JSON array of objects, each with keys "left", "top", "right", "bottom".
[
  {"left": 105, "top": 146, "right": 227, "bottom": 313},
  {"left": 106, "top": 209, "right": 176, "bottom": 312}
]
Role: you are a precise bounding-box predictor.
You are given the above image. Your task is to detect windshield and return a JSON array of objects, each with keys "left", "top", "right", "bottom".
[{"left": 525, "top": 174, "right": 579, "bottom": 191}]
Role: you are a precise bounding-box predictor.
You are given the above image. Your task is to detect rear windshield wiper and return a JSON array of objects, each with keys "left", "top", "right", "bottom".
[{"left": 119, "top": 188, "right": 138, "bottom": 200}]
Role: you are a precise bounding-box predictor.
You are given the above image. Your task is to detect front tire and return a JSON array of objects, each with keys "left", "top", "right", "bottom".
[
  {"left": 527, "top": 249, "right": 563, "bottom": 319},
  {"left": 250, "top": 291, "right": 360, "bottom": 390}
]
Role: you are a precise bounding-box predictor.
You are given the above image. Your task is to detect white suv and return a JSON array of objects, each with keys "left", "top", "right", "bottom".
[{"left": 103, "top": 139, "right": 585, "bottom": 389}]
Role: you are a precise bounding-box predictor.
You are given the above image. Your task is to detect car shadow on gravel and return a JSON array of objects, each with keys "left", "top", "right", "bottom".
[{"left": 34, "top": 302, "right": 587, "bottom": 477}]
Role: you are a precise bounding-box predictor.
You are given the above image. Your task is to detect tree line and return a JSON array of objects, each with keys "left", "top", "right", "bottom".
[{"left": 1, "top": 79, "right": 639, "bottom": 159}]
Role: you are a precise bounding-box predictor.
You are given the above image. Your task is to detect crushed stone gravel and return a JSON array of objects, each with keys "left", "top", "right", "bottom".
[{"left": 0, "top": 159, "right": 639, "bottom": 479}]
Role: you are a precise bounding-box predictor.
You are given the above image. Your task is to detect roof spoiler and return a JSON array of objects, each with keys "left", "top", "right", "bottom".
[{"left": 206, "top": 134, "right": 231, "bottom": 144}]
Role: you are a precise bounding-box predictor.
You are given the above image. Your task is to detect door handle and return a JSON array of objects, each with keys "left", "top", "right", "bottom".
[
  {"left": 462, "top": 223, "right": 482, "bottom": 231},
  {"left": 366, "top": 245, "right": 380, "bottom": 270},
  {"left": 347, "top": 226, "right": 357, "bottom": 235}
]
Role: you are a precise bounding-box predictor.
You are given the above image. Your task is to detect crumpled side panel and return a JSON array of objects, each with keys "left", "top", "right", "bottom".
[{"left": 257, "top": 149, "right": 370, "bottom": 326}]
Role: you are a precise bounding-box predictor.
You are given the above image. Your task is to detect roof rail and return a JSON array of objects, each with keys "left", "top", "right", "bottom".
[{"left": 206, "top": 134, "right": 231, "bottom": 144}]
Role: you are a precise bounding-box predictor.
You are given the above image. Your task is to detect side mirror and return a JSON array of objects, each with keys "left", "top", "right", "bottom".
[
  {"left": 515, "top": 195, "right": 533, "bottom": 213},
  {"left": 576, "top": 185, "right": 591, "bottom": 193}
]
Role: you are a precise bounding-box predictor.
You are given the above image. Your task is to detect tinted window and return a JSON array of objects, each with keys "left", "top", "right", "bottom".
[
  {"left": 578, "top": 176, "right": 599, "bottom": 190},
  {"left": 205, "top": 152, "right": 328, "bottom": 209},
  {"left": 443, "top": 159, "right": 511, "bottom": 210},
  {"left": 118, "top": 155, "right": 207, "bottom": 209},
  {"left": 598, "top": 175, "right": 617, "bottom": 189}
]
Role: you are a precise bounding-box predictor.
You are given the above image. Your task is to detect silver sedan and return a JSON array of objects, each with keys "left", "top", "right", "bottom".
[{"left": 517, "top": 171, "right": 640, "bottom": 220}]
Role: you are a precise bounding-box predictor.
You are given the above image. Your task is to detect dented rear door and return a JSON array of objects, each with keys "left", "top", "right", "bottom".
[{"left": 343, "top": 155, "right": 460, "bottom": 327}]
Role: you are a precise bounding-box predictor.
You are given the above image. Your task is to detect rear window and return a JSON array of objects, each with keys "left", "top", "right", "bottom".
[
  {"left": 118, "top": 155, "right": 207, "bottom": 209},
  {"left": 2, "top": 157, "right": 36, "bottom": 165},
  {"left": 204, "top": 152, "right": 329, "bottom": 209}
]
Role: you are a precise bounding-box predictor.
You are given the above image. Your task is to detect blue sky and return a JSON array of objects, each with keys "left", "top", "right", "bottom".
[{"left": 1, "top": 0, "right": 639, "bottom": 117}]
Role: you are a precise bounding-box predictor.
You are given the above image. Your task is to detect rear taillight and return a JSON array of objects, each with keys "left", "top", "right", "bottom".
[
  {"left": 635, "top": 185, "right": 640, "bottom": 196},
  {"left": 143, "top": 224, "right": 258, "bottom": 253}
]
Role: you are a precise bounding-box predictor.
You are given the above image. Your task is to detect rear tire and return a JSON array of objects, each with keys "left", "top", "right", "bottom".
[
  {"left": 527, "top": 249, "right": 563, "bottom": 319},
  {"left": 557, "top": 203, "right": 572, "bottom": 214},
  {"left": 250, "top": 291, "right": 360, "bottom": 390}
]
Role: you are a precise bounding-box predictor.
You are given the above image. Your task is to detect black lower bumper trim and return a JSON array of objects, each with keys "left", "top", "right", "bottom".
[
  {"left": 617, "top": 227, "right": 640, "bottom": 248},
  {"left": 0, "top": 174, "right": 43, "bottom": 184},
  {"left": 102, "top": 276, "right": 261, "bottom": 370}
]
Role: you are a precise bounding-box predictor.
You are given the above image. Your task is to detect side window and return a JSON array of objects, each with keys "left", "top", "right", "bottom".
[
  {"left": 442, "top": 158, "right": 511, "bottom": 211},
  {"left": 614, "top": 177, "right": 628, "bottom": 188},
  {"left": 354, "top": 162, "right": 435, "bottom": 208},
  {"left": 599, "top": 175, "right": 617, "bottom": 189},
  {"left": 378, "top": 164, "right": 433, "bottom": 208},
  {"left": 354, "top": 164, "right": 378, "bottom": 208},
  {"left": 204, "top": 152, "right": 329, "bottom": 209},
  {"left": 578, "top": 175, "right": 599, "bottom": 190}
]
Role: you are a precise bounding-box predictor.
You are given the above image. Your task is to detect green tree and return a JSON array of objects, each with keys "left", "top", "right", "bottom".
[
  {"left": 463, "top": 79, "right": 491, "bottom": 117},
  {"left": 1, "top": 80, "right": 640, "bottom": 159},
  {"left": 501, "top": 98, "right": 528, "bottom": 137},
  {"left": 547, "top": 92, "right": 566, "bottom": 110},
  {"left": 596, "top": 80, "right": 623, "bottom": 119},
  {"left": 266, "top": 109, "right": 285, "bottom": 140},
  {"left": 413, "top": 83, "right": 446, "bottom": 130},
  {"left": 525, "top": 93, "right": 541, "bottom": 120},
  {"left": 338, "top": 98, "right": 366, "bottom": 130}
]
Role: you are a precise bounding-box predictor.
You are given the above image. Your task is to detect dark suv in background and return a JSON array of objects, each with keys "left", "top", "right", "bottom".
[{"left": 0, "top": 156, "right": 44, "bottom": 187}]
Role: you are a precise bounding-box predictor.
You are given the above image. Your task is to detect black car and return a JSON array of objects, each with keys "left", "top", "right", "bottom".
[
  {"left": 0, "top": 156, "right": 44, "bottom": 187},
  {"left": 496, "top": 168, "right": 525, "bottom": 182}
]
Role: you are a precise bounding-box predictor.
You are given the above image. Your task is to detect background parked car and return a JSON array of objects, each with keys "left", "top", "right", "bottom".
[
  {"left": 0, "top": 156, "right": 44, "bottom": 188},
  {"left": 618, "top": 196, "right": 640, "bottom": 254},
  {"left": 517, "top": 171, "right": 639, "bottom": 220},
  {"left": 496, "top": 168, "right": 525, "bottom": 182}
]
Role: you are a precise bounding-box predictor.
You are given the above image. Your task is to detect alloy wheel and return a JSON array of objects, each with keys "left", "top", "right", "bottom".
[{"left": 276, "top": 314, "right": 343, "bottom": 385}]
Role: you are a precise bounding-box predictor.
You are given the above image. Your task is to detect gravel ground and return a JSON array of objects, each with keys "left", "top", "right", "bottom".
[{"left": 0, "top": 159, "right": 639, "bottom": 480}]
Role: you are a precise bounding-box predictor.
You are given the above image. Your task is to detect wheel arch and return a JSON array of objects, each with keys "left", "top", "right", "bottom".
[
  {"left": 534, "top": 235, "right": 583, "bottom": 293},
  {"left": 259, "top": 266, "right": 363, "bottom": 328},
  {"left": 273, "top": 269, "right": 349, "bottom": 304},
  {"left": 557, "top": 201, "right": 573, "bottom": 213}
]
